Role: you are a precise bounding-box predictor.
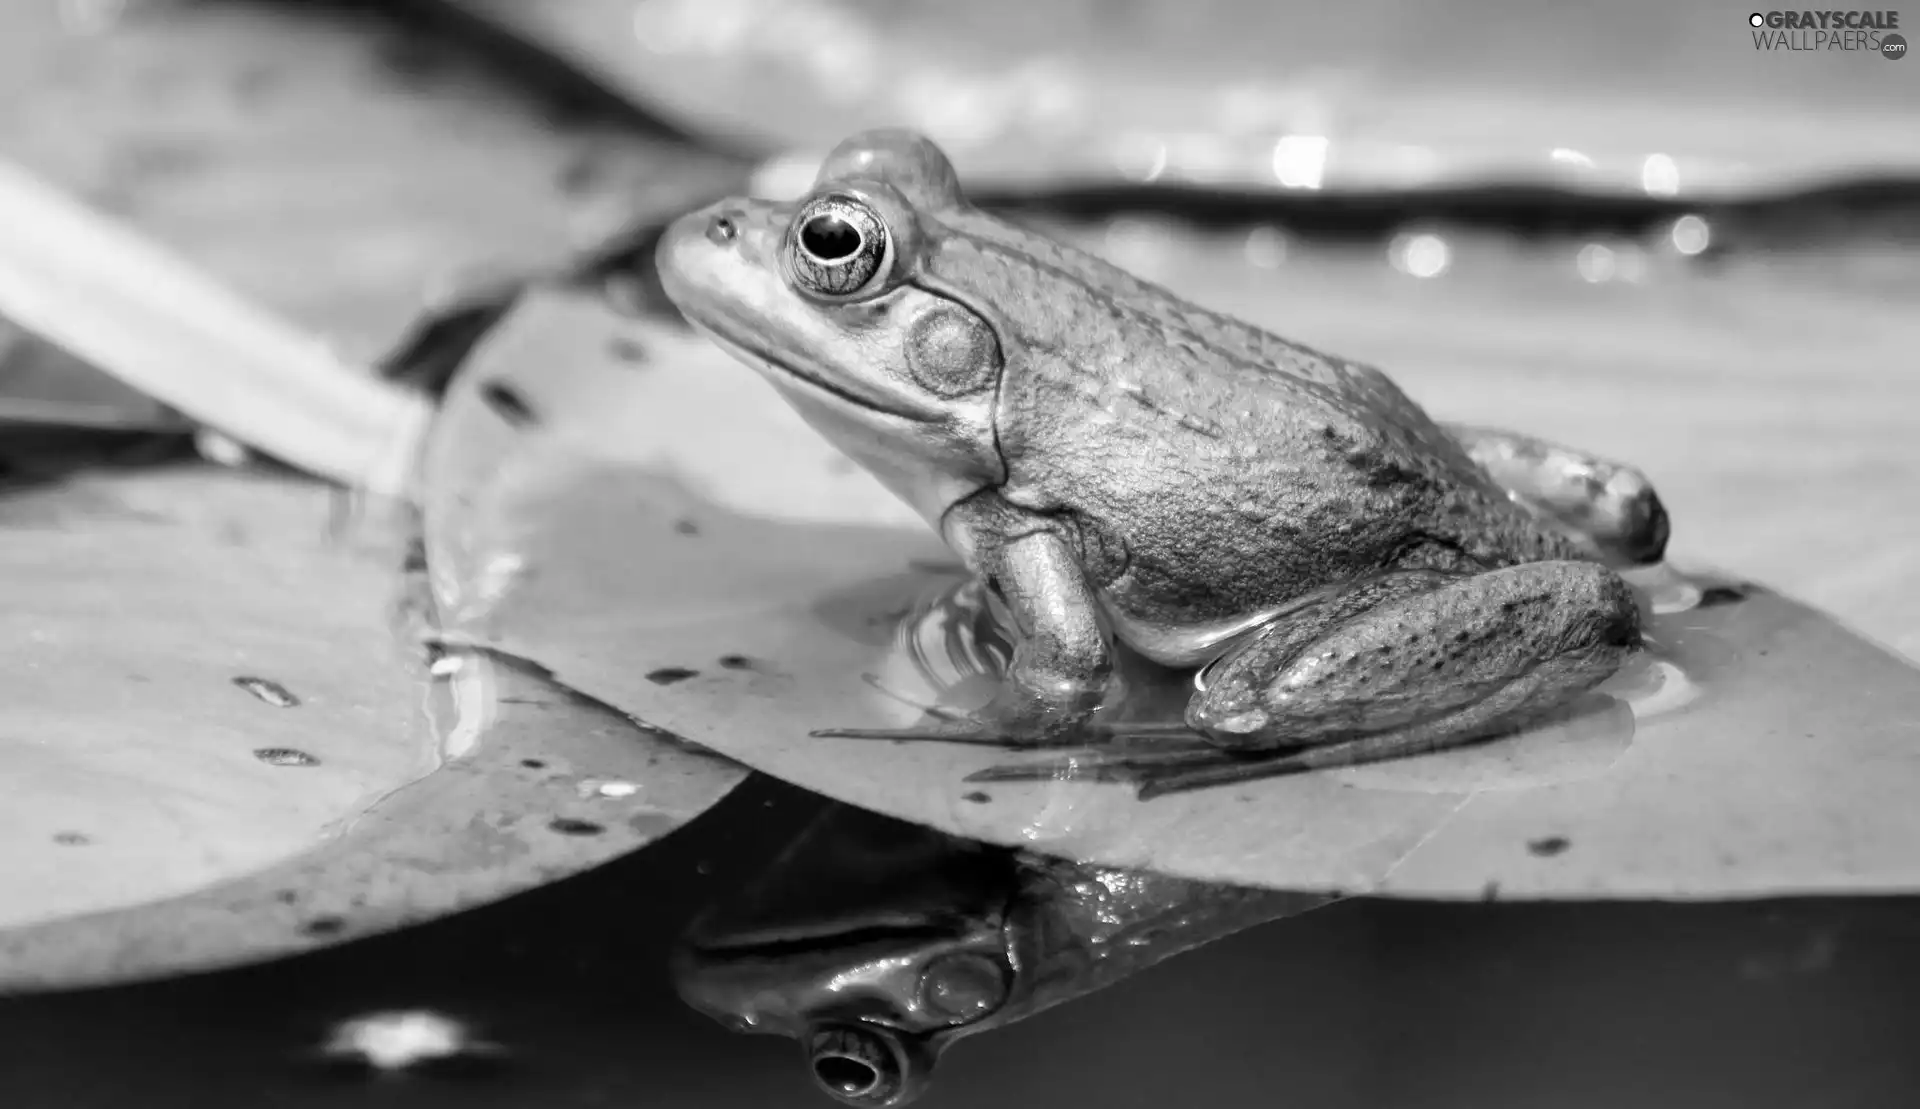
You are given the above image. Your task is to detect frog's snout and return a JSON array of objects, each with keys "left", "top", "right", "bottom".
[
  {"left": 656, "top": 202, "right": 766, "bottom": 315},
  {"left": 658, "top": 203, "right": 740, "bottom": 261},
  {"left": 652, "top": 197, "right": 787, "bottom": 293}
]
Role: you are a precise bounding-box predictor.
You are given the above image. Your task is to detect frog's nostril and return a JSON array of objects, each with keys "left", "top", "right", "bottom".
[{"left": 706, "top": 214, "right": 739, "bottom": 246}]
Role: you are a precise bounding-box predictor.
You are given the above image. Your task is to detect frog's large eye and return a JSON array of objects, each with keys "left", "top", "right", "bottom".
[{"left": 785, "top": 194, "right": 895, "bottom": 302}]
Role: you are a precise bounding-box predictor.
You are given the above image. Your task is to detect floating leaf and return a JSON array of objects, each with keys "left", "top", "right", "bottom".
[
  {"left": 422, "top": 285, "right": 1920, "bottom": 899},
  {"left": 0, "top": 466, "right": 742, "bottom": 992}
]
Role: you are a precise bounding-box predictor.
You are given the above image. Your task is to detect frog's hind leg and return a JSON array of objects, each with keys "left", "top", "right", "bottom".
[
  {"left": 818, "top": 573, "right": 1462, "bottom": 751},
  {"left": 974, "top": 561, "right": 1641, "bottom": 800},
  {"left": 1444, "top": 424, "right": 1669, "bottom": 567}
]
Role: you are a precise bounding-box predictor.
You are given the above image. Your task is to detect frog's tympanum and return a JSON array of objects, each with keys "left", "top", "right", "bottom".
[
  {"left": 673, "top": 802, "right": 1326, "bottom": 1107},
  {"left": 656, "top": 129, "right": 1670, "bottom": 797}
]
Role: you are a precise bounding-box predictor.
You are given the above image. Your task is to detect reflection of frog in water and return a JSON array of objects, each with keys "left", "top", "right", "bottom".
[
  {"left": 657, "top": 129, "right": 1670, "bottom": 797},
  {"left": 674, "top": 801, "right": 1328, "bottom": 1107}
]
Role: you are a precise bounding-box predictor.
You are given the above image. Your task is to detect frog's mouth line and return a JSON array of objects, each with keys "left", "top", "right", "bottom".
[{"left": 689, "top": 316, "right": 930, "bottom": 425}]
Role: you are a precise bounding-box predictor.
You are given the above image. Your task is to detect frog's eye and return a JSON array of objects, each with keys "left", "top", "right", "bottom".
[{"left": 785, "top": 194, "right": 894, "bottom": 302}]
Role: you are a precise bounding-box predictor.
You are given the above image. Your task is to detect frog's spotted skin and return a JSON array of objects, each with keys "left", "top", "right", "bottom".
[{"left": 656, "top": 128, "right": 1668, "bottom": 798}]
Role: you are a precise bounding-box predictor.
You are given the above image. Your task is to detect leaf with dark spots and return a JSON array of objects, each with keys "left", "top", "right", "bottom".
[{"left": 0, "top": 470, "right": 750, "bottom": 992}]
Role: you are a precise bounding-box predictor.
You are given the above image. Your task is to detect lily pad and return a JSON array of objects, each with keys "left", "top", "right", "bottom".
[
  {"left": 441, "top": 0, "right": 1920, "bottom": 198},
  {"left": 0, "top": 465, "right": 743, "bottom": 992},
  {"left": 424, "top": 285, "right": 1920, "bottom": 900}
]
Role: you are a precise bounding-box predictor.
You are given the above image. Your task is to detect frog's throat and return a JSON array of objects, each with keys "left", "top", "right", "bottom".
[
  {"left": 689, "top": 321, "right": 927, "bottom": 425},
  {"left": 692, "top": 322, "right": 986, "bottom": 530}
]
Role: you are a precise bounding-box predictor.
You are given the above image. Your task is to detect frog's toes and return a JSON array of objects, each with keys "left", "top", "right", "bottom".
[
  {"left": 812, "top": 717, "right": 1196, "bottom": 749},
  {"left": 965, "top": 743, "right": 1233, "bottom": 786},
  {"left": 1605, "top": 472, "right": 1671, "bottom": 565},
  {"left": 971, "top": 736, "right": 1462, "bottom": 799},
  {"left": 809, "top": 721, "right": 1081, "bottom": 748}
]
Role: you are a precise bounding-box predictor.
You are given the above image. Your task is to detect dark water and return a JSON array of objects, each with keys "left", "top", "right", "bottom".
[{"left": 5, "top": 772, "right": 1917, "bottom": 1109}]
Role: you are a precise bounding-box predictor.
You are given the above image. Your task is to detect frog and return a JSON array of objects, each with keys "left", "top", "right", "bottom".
[{"left": 654, "top": 128, "right": 1670, "bottom": 799}]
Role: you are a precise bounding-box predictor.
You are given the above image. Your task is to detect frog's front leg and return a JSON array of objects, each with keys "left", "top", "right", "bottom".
[
  {"left": 975, "top": 561, "right": 1641, "bottom": 799},
  {"left": 813, "top": 523, "right": 1114, "bottom": 746},
  {"left": 1445, "top": 424, "right": 1669, "bottom": 567}
]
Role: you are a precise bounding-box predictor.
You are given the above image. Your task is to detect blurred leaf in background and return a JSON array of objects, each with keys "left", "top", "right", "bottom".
[{"left": 436, "top": 0, "right": 1920, "bottom": 197}]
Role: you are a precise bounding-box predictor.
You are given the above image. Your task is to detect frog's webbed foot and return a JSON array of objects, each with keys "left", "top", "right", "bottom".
[
  {"left": 966, "top": 682, "right": 1602, "bottom": 800},
  {"left": 817, "top": 709, "right": 1271, "bottom": 796},
  {"left": 1444, "top": 423, "right": 1669, "bottom": 566},
  {"left": 966, "top": 741, "right": 1378, "bottom": 800}
]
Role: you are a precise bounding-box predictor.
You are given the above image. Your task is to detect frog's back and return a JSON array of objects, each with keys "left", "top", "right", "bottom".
[{"left": 922, "top": 215, "right": 1574, "bottom": 632}]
